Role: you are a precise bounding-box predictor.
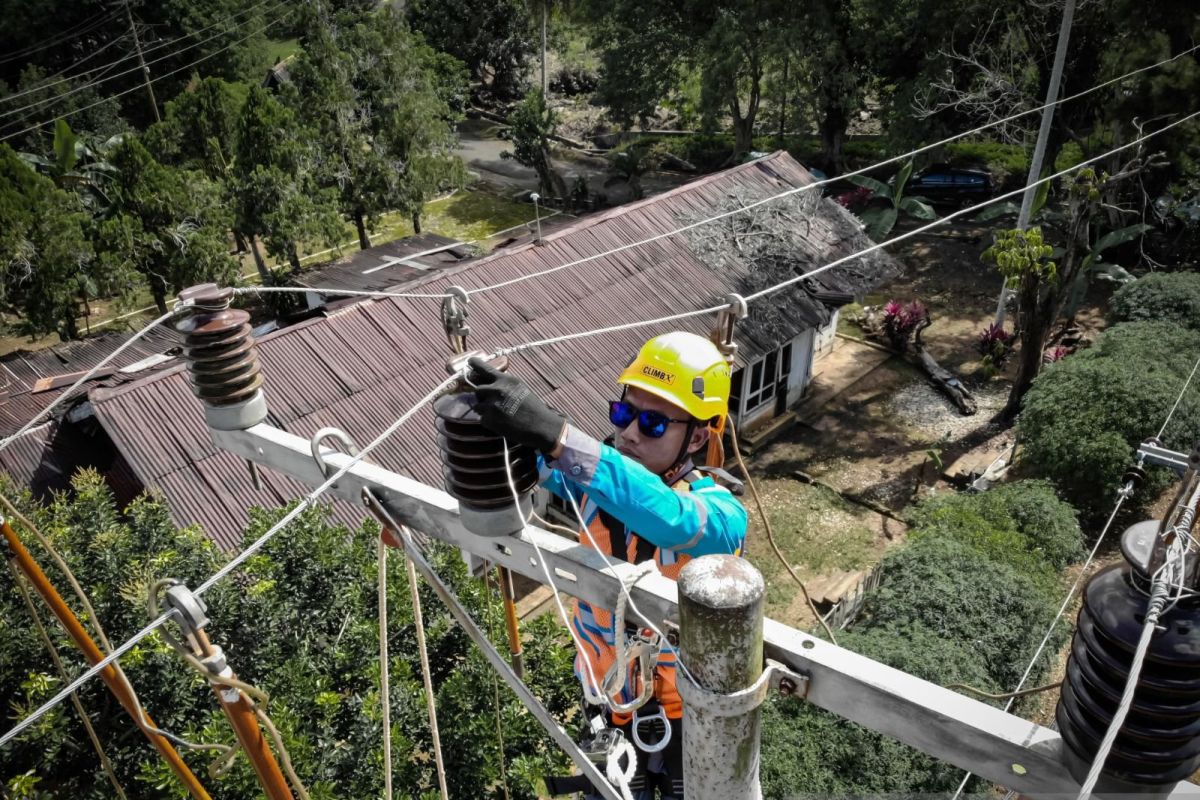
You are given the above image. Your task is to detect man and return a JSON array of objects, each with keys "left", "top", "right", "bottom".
[{"left": 468, "top": 331, "right": 748, "bottom": 799}]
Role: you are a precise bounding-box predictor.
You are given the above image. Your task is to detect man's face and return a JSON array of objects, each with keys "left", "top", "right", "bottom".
[{"left": 613, "top": 386, "right": 707, "bottom": 475}]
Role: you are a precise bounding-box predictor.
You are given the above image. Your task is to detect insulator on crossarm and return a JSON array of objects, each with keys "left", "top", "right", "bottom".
[
  {"left": 1055, "top": 520, "right": 1200, "bottom": 795},
  {"left": 175, "top": 284, "right": 268, "bottom": 432}
]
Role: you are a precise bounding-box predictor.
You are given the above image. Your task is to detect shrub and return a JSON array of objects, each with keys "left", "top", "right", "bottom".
[
  {"left": 856, "top": 535, "right": 1063, "bottom": 690},
  {"left": 1110, "top": 271, "right": 1200, "bottom": 331},
  {"left": 1019, "top": 321, "right": 1200, "bottom": 521},
  {"left": 882, "top": 299, "right": 927, "bottom": 350},
  {"left": 977, "top": 322, "right": 1015, "bottom": 371},
  {"left": 908, "top": 480, "right": 1084, "bottom": 571},
  {"left": 761, "top": 623, "right": 995, "bottom": 798}
]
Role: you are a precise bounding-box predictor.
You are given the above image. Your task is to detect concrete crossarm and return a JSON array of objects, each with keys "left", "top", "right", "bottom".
[{"left": 215, "top": 423, "right": 1200, "bottom": 800}]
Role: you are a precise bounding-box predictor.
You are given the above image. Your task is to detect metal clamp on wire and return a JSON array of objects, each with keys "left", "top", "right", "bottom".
[
  {"left": 712, "top": 293, "right": 748, "bottom": 362},
  {"left": 676, "top": 659, "right": 809, "bottom": 717},
  {"left": 441, "top": 286, "right": 471, "bottom": 355}
]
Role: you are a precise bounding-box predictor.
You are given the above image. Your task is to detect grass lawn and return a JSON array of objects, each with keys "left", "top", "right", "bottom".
[
  {"left": 743, "top": 479, "right": 882, "bottom": 622},
  {"left": 367, "top": 190, "right": 538, "bottom": 246},
  {"left": 261, "top": 37, "right": 300, "bottom": 68}
]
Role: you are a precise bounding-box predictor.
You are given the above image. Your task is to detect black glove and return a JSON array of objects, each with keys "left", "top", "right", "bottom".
[{"left": 468, "top": 357, "right": 566, "bottom": 454}]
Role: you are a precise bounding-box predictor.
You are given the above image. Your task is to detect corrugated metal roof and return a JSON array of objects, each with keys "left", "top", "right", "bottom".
[
  {"left": 90, "top": 152, "right": 901, "bottom": 550},
  {"left": 296, "top": 233, "right": 471, "bottom": 296}
]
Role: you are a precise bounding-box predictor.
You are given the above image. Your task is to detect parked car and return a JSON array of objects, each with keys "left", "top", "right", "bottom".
[{"left": 907, "top": 164, "right": 993, "bottom": 204}]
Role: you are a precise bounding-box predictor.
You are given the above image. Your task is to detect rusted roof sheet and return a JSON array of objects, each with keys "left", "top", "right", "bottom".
[{"left": 90, "top": 152, "right": 901, "bottom": 550}]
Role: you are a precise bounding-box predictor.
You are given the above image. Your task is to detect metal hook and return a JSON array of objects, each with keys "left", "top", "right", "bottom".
[
  {"left": 310, "top": 427, "right": 361, "bottom": 483},
  {"left": 441, "top": 285, "right": 471, "bottom": 355},
  {"left": 713, "top": 293, "right": 748, "bottom": 362},
  {"left": 631, "top": 704, "right": 672, "bottom": 753}
]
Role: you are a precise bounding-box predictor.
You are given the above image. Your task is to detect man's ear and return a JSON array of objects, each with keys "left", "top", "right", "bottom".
[{"left": 687, "top": 424, "right": 711, "bottom": 456}]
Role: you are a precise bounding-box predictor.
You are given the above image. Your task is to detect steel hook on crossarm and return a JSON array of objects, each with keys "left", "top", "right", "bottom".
[
  {"left": 309, "top": 426, "right": 361, "bottom": 486},
  {"left": 712, "top": 293, "right": 748, "bottom": 363},
  {"left": 441, "top": 286, "right": 471, "bottom": 355}
]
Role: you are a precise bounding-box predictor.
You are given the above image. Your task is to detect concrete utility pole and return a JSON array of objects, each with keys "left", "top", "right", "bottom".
[
  {"left": 994, "top": 0, "right": 1076, "bottom": 326},
  {"left": 122, "top": 0, "right": 160, "bottom": 123},
  {"left": 678, "top": 555, "right": 767, "bottom": 800}
]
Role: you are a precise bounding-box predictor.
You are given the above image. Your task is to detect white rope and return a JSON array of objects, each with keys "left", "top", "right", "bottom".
[
  {"left": 458, "top": 45, "right": 1200, "bottom": 299},
  {"left": 1, "top": 10, "right": 291, "bottom": 143},
  {"left": 396, "top": 527, "right": 450, "bottom": 800},
  {"left": 0, "top": 308, "right": 179, "bottom": 455},
  {"left": 377, "top": 538, "right": 393, "bottom": 800},
  {"left": 0, "top": 0, "right": 285, "bottom": 120}
]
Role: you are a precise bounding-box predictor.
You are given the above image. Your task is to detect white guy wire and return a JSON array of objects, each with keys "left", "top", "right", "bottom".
[
  {"left": 0, "top": 371, "right": 458, "bottom": 748},
  {"left": 0, "top": 308, "right": 179, "bottom": 456},
  {"left": 458, "top": 44, "right": 1200, "bottom": 299},
  {"left": 0, "top": 0, "right": 286, "bottom": 121},
  {"left": 0, "top": 612, "right": 172, "bottom": 749},
  {"left": 0, "top": 10, "right": 290, "bottom": 144},
  {"left": 1157, "top": 353, "right": 1200, "bottom": 439}
]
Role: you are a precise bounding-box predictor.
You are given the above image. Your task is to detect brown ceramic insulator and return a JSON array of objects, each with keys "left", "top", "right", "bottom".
[
  {"left": 176, "top": 301, "right": 263, "bottom": 407},
  {"left": 434, "top": 393, "right": 539, "bottom": 510}
]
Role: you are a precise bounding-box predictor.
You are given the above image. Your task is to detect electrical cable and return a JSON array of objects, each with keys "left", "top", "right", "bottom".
[
  {"left": 0, "top": 10, "right": 291, "bottom": 144},
  {"left": 0, "top": 10, "right": 122, "bottom": 66},
  {"left": 0, "top": 34, "right": 131, "bottom": 105},
  {"left": 454, "top": 44, "right": 1200, "bottom": 300},
  {"left": 483, "top": 569, "right": 513, "bottom": 800},
  {"left": 0, "top": 0, "right": 286, "bottom": 121},
  {"left": 1157, "top": 353, "right": 1200, "bottom": 439},
  {"left": 726, "top": 416, "right": 839, "bottom": 644},
  {"left": 0, "top": 308, "right": 180, "bottom": 456},
  {"left": 1, "top": 373, "right": 457, "bottom": 749}
]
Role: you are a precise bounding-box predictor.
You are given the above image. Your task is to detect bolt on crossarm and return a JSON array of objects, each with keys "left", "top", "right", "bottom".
[{"left": 1, "top": 518, "right": 212, "bottom": 800}]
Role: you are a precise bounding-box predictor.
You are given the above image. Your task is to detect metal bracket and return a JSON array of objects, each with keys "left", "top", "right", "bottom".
[
  {"left": 712, "top": 293, "right": 748, "bottom": 362},
  {"left": 676, "top": 659, "right": 809, "bottom": 717},
  {"left": 441, "top": 286, "right": 471, "bottom": 354},
  {"left": 1137, "top": 441, "right": 1195, "bottom": 476},
  {"left": 310, "top": 427, "right": 361, "bottom": 485}
]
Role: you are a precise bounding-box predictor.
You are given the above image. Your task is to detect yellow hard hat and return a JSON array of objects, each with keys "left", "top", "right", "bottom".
[{"left": 618, "top": 331, "right": 731, "bottom": 423}]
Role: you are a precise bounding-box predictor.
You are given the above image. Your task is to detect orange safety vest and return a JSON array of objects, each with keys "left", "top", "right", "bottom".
[{"left": 571, "top": 471, "right": 739, "bottom": 724}]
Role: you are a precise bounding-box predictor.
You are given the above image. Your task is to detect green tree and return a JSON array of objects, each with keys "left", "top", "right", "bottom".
[
  {"left": 17, "top": 119, "right": 123, "bottom": 216},
  {"left": 408, "top": 0, "right": 534, "bottom": 100},
  {"left": 0, "top": 144, "right": 96, "bottom": 340},
  {"left": 1111, "top": 271, "right": 1200, "bottom": 331},
  {"left": 503, "top": 88, "right": 566, "bottom": 200},
  {"left": 0, "top": 471, "right": 576, "bottom": 799},
  {"left": 286, "top": 8, "right": 467, "bottom": 248},
  {"left": 96, "top": 137, "right": 238, "bottom": 313},
  {"left": 234, "top": 86, "right": 342, "bottom": 274},
  {"left": 146, "top": 78, "right": 248, "bottom": 179}
]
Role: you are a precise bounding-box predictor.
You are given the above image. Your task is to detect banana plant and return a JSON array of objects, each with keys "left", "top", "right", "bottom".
[
  {"left": 18, "top": 119, "right": 123, "bottom": 214},
  {"left": 846, "top": 160, "right": 937, "bottom": 241}
]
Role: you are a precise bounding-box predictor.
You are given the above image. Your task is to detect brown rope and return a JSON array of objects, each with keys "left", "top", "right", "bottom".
[{"left": 725, "top": 417, "right": 839, "bottom": 644}]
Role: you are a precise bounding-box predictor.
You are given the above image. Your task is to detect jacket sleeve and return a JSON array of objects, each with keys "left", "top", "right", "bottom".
[{"left": 541, "top": 425, "right": 747, "bottom": 557}]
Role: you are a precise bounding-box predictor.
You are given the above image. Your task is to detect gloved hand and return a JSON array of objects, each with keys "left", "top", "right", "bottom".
[{"left": 467, "top": 357, "right": 566, "bottom": 454}]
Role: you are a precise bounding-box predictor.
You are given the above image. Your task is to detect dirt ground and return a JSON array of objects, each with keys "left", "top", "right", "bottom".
[{"left": 742, "top": 218, "right": 1117, "bottom": 630}]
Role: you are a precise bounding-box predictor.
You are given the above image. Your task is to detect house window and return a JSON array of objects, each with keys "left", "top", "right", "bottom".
[{"left": 744, "top": 344, "right": 793, "bottom": 414}]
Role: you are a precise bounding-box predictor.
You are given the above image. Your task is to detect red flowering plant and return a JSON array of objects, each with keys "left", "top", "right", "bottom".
[
  {"left": 882, "top": 299, "right": 928, "bottom": 350},
  {"left": 976, "top": 322, "right": 1014, "bottom": 374},
  {"left": 1043, "top": 345, "right": 1071, "bottom": 364},
  {"left": 835, "top": 186, "right": 873, "bottom": 212}
]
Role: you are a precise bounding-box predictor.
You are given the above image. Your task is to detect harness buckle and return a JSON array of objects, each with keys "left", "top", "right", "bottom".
[{"left": 631, "top": 703, "right": 672, "bottom": 753}]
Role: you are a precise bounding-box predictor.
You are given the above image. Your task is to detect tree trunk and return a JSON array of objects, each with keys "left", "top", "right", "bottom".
[
  {"left": 777, "top": 54, "right": 788, "bottom": 147},
  {"left": 249, "top": 234, "right": 269, "bottom": 281},
  {"left": 287, "top": 244, "right": 302, "bottom": 274},
  {"left": 1004, "top": 282, "right": 1052, "bottom": 418},
  {"left": 233, "top": 229, "right": 248, "bottom": 254},
  {"left": 412, "top": 211, "right": 422, "bottom": 234},
  {"left": 150, "top": 279, "right": 169, "bottom": 316},
  {"left": 732, "top": 113, "right": 754, "bottom": 159},
  {"left": 353, "top": 208, "right": 371, "bottom": 250},
  {"left": 819, "top": 106, "right": 848, "bottom": 175}
]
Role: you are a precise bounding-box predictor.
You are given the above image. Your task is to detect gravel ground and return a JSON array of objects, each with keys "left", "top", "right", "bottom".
[{"left": 886, "top": 379, "right": 1007, "bottom": 441}]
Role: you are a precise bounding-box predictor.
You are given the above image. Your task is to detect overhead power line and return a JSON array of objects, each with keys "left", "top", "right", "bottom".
[
  {"left": 0, "top": 9, "right": 291, "bottom": 143},
  {"left": 0, "top": 0, "right": 285, "bottom": 122},
  {"left": 0, "top": 10, "right": 122, "bottom": 66},
  {"left": 0, "top": 34, "right": 131, "bottom": 105},
  {"left": 3, "top": 105, "right": 1196, "bottom": 750}
]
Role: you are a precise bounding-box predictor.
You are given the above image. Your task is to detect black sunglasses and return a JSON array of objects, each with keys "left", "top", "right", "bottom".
[{"left": 609, "top": 400, "right": 690, "bottom": 439}]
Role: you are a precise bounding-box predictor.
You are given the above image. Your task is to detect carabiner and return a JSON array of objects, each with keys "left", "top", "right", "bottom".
[
  {"left": 631, "top": 703, "right": 671, "bottom": 753},
  {"left": 441, "top": 286, "right": 471, "bottom": 354},
  {"left": 713, "top": 292, "right": 748, "bottom": 362}
]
